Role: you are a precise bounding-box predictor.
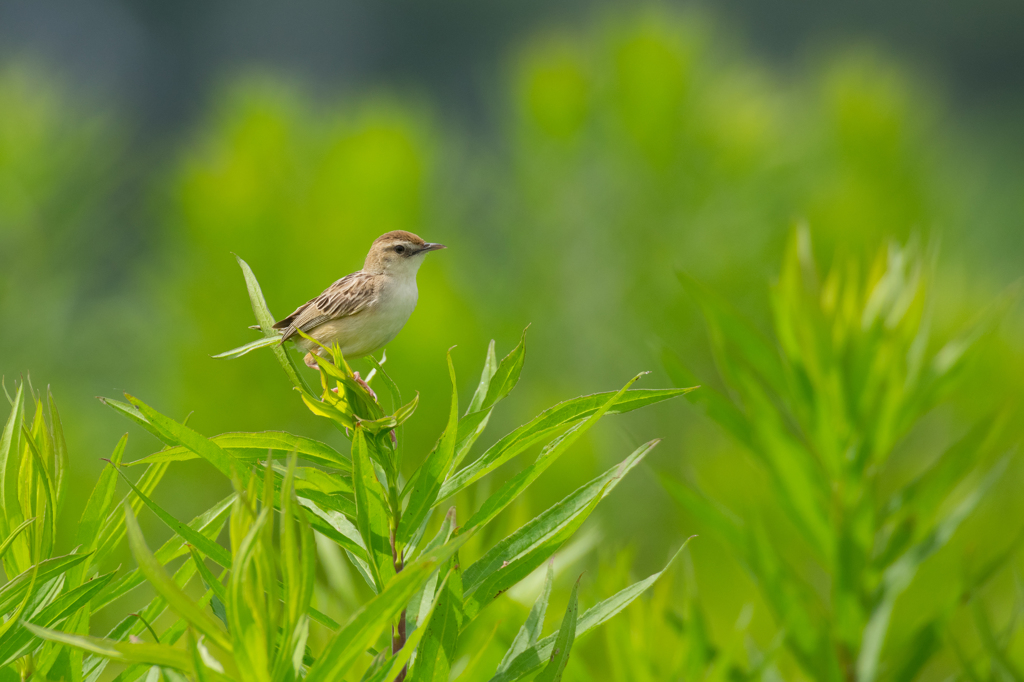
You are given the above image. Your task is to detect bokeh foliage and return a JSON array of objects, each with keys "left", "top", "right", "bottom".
[{"left": 2, "top": 6, "right": 1023, "bottom": 681}]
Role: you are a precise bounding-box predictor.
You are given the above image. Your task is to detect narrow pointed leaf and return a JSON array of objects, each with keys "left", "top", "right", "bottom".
[
  {"left": 212, "top": 336, "right": 281, "bottom": 360},
  {"left": 352, "top": 426, "right": 395, "bottom": 591},
  {"left": 410, "top": 557, "right": 463, "bottom": 682},
  {"left": 857, "top": 457, "right": 1009, "bottom": 682},
  {"left": 236, "top": 255, "right": 309, "bottom": 392},
  {"left": 463, "top": 375, "right": 649, "bottom": 535},
  {"left": 364, "top": 573, "right": 451, "bottom": 682},
  {"left": 0, "top": 553, "right": 90, "bottom": 614},
  {"left": 399, "top": 351, "right": 459, "bottom": 545},
  {"left": 129, "top": 431, "right": 350, "bottom": 471},
  {"left": 0, "top": 571, "right": 116, "bottom": 665},
  {"left": 462, "top": 440, "right": 655, "bottom": 615},
  {"left": 0, "top": 383, "right": 24, "bottom": 520},
  {"left": 438, "top": 388, "right": 692, "bottom": 503},
  {"left": 24, "top": 624, "right": 194, "bottom": 672},
  {"left": 0, "top": 517, "right": 34, "bottom": 563},
  {"left": 112, "top": 463, "right": 232, "bottom": 568},
  {"left": 125, "top": 397, "right": 238, "bottom": 479},
  {"left": 490, "top": 537, "right": 693, "bottom": 682},
  {"left": 497, "top": 561, "right": 554, "bottom": 674},
  {"left": 534, "top": 577, "right": 579, "bottom": 682},
  {"left": 480, "top": 329, "right": 527, "bottom": 412},
  {"left": 124, "top": 504, "right": 232, "bottom": 652},
  {"left": 306, "top": 533, "right": 474, "bottom": 682}
]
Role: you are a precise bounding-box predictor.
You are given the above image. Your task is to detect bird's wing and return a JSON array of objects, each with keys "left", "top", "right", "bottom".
[{"left": 274, "top": 272, "right": 379, "bottom": 343}]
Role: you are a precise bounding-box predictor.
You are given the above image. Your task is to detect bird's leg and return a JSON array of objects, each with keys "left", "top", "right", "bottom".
[
  {"left": 303, "top": 352, "right": 319, "bottom": 369},
  {"left": 352, "top": 371, "right": 377, "bottom": 402}
]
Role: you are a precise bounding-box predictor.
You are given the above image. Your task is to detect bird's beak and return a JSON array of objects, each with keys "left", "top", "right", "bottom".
[{"left": 419, "top": 243, "right": 447, "bottom": 253}]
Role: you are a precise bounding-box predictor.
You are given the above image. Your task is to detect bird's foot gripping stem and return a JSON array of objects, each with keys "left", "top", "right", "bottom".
[{"left": 352, "top": 371, "right": 377, "bottom": 402}]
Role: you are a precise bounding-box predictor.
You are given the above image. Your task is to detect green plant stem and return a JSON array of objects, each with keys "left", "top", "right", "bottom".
[{"left": 389, "top": 432, "right": 409, "bottom": 682}]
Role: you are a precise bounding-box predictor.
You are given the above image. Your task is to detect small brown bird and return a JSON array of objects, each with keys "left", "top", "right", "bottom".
[{"left": 273, "top": 230, "right": 446, "bottom": 368}]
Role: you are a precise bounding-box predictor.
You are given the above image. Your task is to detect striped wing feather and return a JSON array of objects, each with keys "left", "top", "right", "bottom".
[{"left": 274, "top": 272, "right": 378, "bottom": 342}]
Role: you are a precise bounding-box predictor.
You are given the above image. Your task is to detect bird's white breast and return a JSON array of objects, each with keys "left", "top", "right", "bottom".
[{"left": 309, "top": 274, "right": 418, "bottom": 358}]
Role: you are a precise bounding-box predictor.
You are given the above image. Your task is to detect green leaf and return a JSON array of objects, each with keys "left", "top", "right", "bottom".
[
  {"left": 407, "top": 507, "right": 457, "bottom": 633},
  {"left": 91, "top": 495, "right": 234, "bottom": 615},
  {"left": 0, "top": 565, "right": 36, "bottom": 641},
  {"left": 226, "top": 506, "right": 273, "bottom": 682},
  {"left": 0, "top": 517, "right": 34, "bottom": 564},
  {"left": 364, "top": 572, "right": 450, "bottom": 682},
  {"left": 47, "top": 389, "right": 70, "bottom": 523},
  {"left": 97, "top": 397, "right": 153, "bottom": 434},
  {"left": 235, "top": 255, "right": 309, "bottom": 392},
  {"left": 399, "top": 351, "right": 459, "bottom": 546},
  {"left": 129, "top": 431, "right": 350, "bottom": 471},
  {"left": 534, "top": 576, "right": 579, "bottom": 682},
  {"left": 497, "top": 560, "right": 553, "bottom": 674},
  {"left": 0, "top": 571, "right": 116, "bottom": 666},
  {"left": 468, "top": 341, "right": 499, "bottom": 415},
  {"left": 490, "top": 537, "right": 693, "bottom": 682},
  {"left": 0, "top": 383, "right": 24, "bottom": 535},
  {"left": 971, "top": 600, "right": 1024, "bottom": 682},
  {"left": 112, "top": 463, "right": 232, "bottom": 568},
  {"left": 124, "top": 396, "right": 238, "bottom": 479},
  {"left": 0, "top": 553, "right": 90, "bottom": 615},
  {"left": 77, "top": 435, "right": 128, "bottom": 555},
  {"left": 352, "top": 426, "right": 396, "bottom": 592},
  {"left": 212, "top": 336, "right": 282, "bottom": 360},
  {"left": 124, "top": 503, "right": 232, "bottom": 652},
  {"left": 856, "top": 457, "right": 1010, "bottom": 682},
  {"left": 438, "top": 387, "right": 692, "bottom": 504},
  {"left": 188, "top": 548, "right": 228, "bottom": 618},
  {"left": 480, "top": 328, "right": 527, "bottom": 412},
  {"left": 274, "top": 454, "right": 317, "bottom": 679},
  {"left": 409, "top": 557, "right": 463, "bottom": 682},
  {"left": 21, "top": 423, "right": 59, "bottom": 559},
  {"left": 306, "top": 532, "right": 474, "bottom": 682},
  {"left": 24, "top": 624, "right": 195, "bottom": 673},
  {"left": 463, "top": 375, "right": 649, "bottom": 535},
  {"left": 462, "top": 440, "right": 654, "bottom": 618}
]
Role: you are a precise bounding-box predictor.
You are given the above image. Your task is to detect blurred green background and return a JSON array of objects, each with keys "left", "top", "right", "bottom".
[{"left": 2, "top": 2, "right": 1024, "bottom": 680}]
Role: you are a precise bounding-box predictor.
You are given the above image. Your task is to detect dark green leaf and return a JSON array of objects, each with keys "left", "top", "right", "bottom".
[
  {"left": 352, "top": 426, "right": 396, "bottom": 592},
  {"left": 534, "top": 576, "right": 579, "bottom": 682}
]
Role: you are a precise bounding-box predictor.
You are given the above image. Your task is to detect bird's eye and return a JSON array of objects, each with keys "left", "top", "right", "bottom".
[{"left": 394, "top": 245, "right": 406, "bottom": 254}]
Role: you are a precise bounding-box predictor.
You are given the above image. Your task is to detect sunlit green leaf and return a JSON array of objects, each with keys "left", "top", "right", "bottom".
[
  {"left": 463, "top": 375, "right": 649, "bottom": 535},
  {"left": 0, "top": 553, "right": 89, "bottom": 615},
  {"left": 462, "top": 440, "right": 652, "bottom": 618},
  {"left": 235, "top": 255, "right": 309, "bottom": 392},
  {"left": 438, "top": 387, "right": 692, "bottom": 504},
  {"left": 129, "top": 431, "right": 350, "bottom": 471}
]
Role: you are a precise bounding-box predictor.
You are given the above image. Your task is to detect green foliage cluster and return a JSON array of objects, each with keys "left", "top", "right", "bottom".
[
  {"left": 0, "top": 261, "right": 693, "bottom": 681},
  {"left": 662, "top": 231, "right": 1022, "bottom": 681}
]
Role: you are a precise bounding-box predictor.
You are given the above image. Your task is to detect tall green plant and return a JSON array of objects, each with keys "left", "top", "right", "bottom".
[
  {"left": 661, "top": 229, "right": 1021, "bottom": 682},
  {"left": 16, "top": 258, "right": 695, "bottom": 681},
  {"left": 0, "top": 378, "right": 184, "bottom": 680}
]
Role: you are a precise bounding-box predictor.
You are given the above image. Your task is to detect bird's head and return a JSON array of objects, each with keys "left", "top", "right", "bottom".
[{"left": 364, "top": 230, "right": 446, "bottom": 276}]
